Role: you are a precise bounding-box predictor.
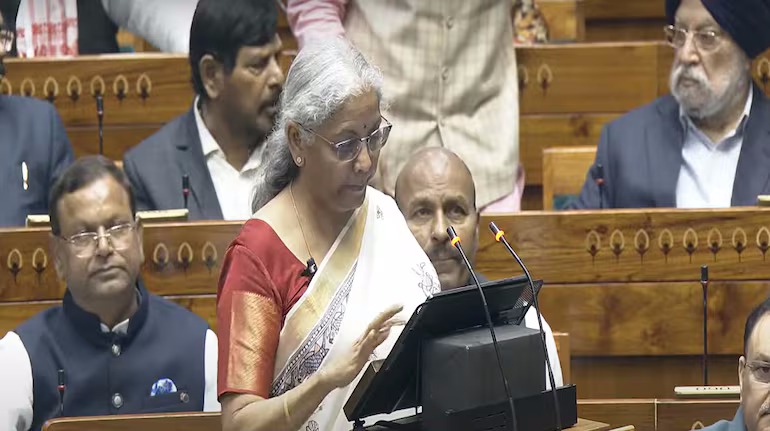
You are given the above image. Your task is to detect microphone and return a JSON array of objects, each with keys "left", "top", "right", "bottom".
[
  {"left": 447, "top": 226, "right": 518, "bottom": 431},
  {"left": 182, "top": 174, "right": 190, "bottom": 209},
  {"left": 488, "top": 222, "right": 562, "bottom": 431},
  {"left": 301, "top": 257, "right": 317, "bottom": 279},
  {"left": 57, "top": 369, "right": 66, "bottom": 416},
  {"left": 593, "top": 163, "right": 605, "bottom": 210},
  {"left": 701, "top": 265, "right": 709, "bottom": 386},
  {"left": 96, "top": 94, "right": 104, "bottom": 156}
]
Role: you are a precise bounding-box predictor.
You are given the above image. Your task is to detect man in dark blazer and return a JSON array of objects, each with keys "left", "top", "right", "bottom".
[
  {"left": 123, "top": 0, "right": 283, "bottom": 221},
  {"left": 571, "top": 0, "right": 770, "bottom": 210},
  {"left": 0, "top": 14, "right": 74, "bottom": 227}
]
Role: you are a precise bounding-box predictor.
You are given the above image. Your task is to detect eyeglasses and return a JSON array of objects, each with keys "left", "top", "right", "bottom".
[
  {"left": 746, "top": 360, "right": 770, "bottom": 384},
  {"left": 60, "top": 222, "right": 137, "bottom": 258},
  {"left": 664, "top": 25, "right": 723, "bottom": 52},
  {"left": 0, "top": 29, "right": 14, "bottom": 52},
  {"left": 299, "top": 116, "right": 392, "bottom": 162}
]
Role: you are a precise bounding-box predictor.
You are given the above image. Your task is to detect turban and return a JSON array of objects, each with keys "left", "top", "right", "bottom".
[{"left": 665, "top": 0, "right": 770, "bottom": 58}]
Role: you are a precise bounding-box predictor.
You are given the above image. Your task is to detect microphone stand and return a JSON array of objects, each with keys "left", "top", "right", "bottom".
[
  {"left": 594, "top": 163, "right": 605, "bottom": 210},
  {"left": 96, "top": 95, "right": 104, "bottom": 156},
  {"left": 182, "top": 174, "right": 190, "bottom": 210},
  {"left": 448, "top": 227, "right": 518, "bottom": 431},
  {"left": 701, "top": 265, "right": 709, "bottom": 386},
  {"left": 489, "top": 222, "right": 562, "bottom": 431}
]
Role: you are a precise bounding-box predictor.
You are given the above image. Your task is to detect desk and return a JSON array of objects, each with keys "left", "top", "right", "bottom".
[{"left": 363, "top": 417, "right": 609, "bottom": 431}]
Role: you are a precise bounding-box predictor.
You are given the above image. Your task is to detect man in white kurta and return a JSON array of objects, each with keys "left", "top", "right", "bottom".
[
  {"left": 287, "top": 0, "right": 521, "bottom": 211},
  {"left": 394, "top": 148, "right": 564, "bottom": 388}
]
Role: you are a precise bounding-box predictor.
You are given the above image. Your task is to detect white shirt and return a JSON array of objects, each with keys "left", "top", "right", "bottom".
[
  {"left": 193, "top": 98, "right": 263, "bottom": 220},
  {"left": 676, "top": 90, "right": 753, "bottom": 209},
  {"left": 101, "top": 0, "right": 198, "bottom": 53},
  {"left": 523, "top": 307, "right": 564, "bottom": 389},
  {"left": 0, "top": 322, "right": 219, "bottom": 431}
]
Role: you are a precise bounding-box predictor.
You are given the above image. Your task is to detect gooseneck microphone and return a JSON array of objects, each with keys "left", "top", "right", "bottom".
[
  {"left": 447, "top": 226, "right": 518, "bottom": 431},
  {"left": 182, "top": 174, "right": 190, "bottom": 210},
  {"left": 701, "top": 265, "right": 709, "bottom": 386},
  {"left": 594, "top": 163, "right": 605, "bottom": 210},
  {"left": 489, "top": 222, "right": 562, "bottom": 431},
  {"left": 57, "top": 369, "right": 66, "bottom": 416},
  {"left": 96, "top": 94, "right": 104, "bottom": 156}
]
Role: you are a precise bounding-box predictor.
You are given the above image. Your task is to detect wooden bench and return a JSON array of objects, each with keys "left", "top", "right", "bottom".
[
  {"left": 542, "top": 146, "right": 596, "bottom": 209},
  {"left": 475, "top": 208, "right": 770, "bottom": 398},
  {"left": 5, "top": 208, "right": 770, "bottom": 398},
  {"left": 578, "top": 399, "right": 740, "bottom": 431},
  {"left": 4, "top": 41, "right": 770, "bottom": 209}
]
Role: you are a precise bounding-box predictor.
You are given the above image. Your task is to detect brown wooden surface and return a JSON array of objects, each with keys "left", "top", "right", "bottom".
[
  {"left": 578, "top": 398, "right": 739, "bottom": 431},
  {"left": 571, "top": 418, "right": 610, "bottom": 431},
  {"left": 572, "top": 355, "right": 739, "bottom": 399},
  {"left": 43, "top": 412, "right": 219, "bottom": 431},
  {"left": 538, "top": 0, "right": 586, "bottom": 42},
  {"left": 583, "top": 0, "right": 664, "bottom": 20},
  {"left": 656, "top": 399, "right": 739, "bottom": 431},
  {"left": 519, "top": 113, "right": 617, "bottom": 185},
  {"left": 578, "top": 399, "right": 655, "bottom": 431},
  {"left": 477, "top": 208, "right": 770, "bottom": 283},
  {"left": 542, "top": 146, "right": 596, "bottom": 209}
]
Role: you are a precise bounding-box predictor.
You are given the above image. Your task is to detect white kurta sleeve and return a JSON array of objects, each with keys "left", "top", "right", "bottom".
[
  {"left": 523, "top": 308, "right": 564, "bottom": 390},
  {"left": 203, "top": 329, "right": 221, "bottom": 412},
  {"left": 101, "top": 0, "right": 198, "bottom": 53},
  {"left": 0, "top": 331, "right": 34, "bottom": 431}
]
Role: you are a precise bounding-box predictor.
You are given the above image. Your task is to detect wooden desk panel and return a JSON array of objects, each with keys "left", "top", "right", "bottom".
[
  {"left": 43, "top": 412, "right": 220, "bottom": 431},
  {"left": 477, "top": 209, "right": 770, "bottom": 284},
  {"left": 578, "top": 399, "right": 655, "bottom": 431}
]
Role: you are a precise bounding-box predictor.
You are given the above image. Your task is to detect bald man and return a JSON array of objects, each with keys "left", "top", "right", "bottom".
[{"left": 394, "top": 148, "right": 564, "bottom": 387}]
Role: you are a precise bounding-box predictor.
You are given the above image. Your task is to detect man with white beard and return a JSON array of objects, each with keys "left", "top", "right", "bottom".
[{"left": 570, "top": 0, "right": 770, "bottom": 209}]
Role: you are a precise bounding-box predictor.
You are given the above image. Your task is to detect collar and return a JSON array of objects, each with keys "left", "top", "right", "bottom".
[
  {"left": 63, "top": 279, "right": 150, "bottom": 347},
  {"left": 194, "top": 96, "right": 222, "bottom": 159},
  {"left": 194, "top": 96, "right": 264, "bottom": 171},
  {"left": 679, "top": 87, "right": 754, "bottom": 144}
]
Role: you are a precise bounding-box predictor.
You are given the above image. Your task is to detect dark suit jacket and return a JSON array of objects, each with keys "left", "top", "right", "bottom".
[
  {"left": 1, "top": 0, "right": 118, "bottom": 56},
  {"left": 123, "top": 108, "right": 224, "bottom": 220},
  {"left": 570, "top": 86, "right": 770, "bottom": 209},
  {"left": 0, "top": 96, "right": 74, "bottom": 227}
]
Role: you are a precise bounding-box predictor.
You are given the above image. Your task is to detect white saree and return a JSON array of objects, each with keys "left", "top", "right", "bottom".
[{"left": 270, "top": 187, "right": 440, "bottom": 431}]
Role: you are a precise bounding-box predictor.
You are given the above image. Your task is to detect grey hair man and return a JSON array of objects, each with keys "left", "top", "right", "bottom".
[{"left": 571, "top": 0, "right": 770, "bottom": 210}]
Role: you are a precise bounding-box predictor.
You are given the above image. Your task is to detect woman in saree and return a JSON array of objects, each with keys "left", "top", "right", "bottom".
[{"left": 217, "top": 37, "right": 440, "bottom": 431}]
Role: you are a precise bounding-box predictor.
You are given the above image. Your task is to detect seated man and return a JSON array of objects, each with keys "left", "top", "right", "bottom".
[
  {"left": 0, "top": 11, "right": 74, "bottom": 227},
  {"left": 571, "top": 0, "right": 770, "bottom": 209},
  {"left": 701, "top": 296, "right": 770, "bottom": 430},
  {"left": 395, "top": 147, "right": 564, "bottom": 387},
  {"left": 124, "top": 0, "right": 284, "bottom": 220},
  {"left": 0, "top": 157, "right": 218, "bottom": 431}
]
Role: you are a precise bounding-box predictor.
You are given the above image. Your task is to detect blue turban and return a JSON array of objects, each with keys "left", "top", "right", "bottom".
[{"left": 666, "top": 0, "right": 770, "bottom": 58}]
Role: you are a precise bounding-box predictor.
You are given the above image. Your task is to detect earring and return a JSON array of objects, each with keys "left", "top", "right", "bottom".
[{"left": 296, "top": 156, "right": 303, "bottom": 166}]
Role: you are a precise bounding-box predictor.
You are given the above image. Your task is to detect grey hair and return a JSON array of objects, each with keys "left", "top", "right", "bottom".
[{"left": 251, "top": 37, "right": 385, "bottom": 212}]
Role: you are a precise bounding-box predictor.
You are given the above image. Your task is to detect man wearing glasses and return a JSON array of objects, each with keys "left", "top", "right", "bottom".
[
  {"left": 700, "top": 296, "right": 770, "bottom": 430},
  {"left": 0, "top": 157, "right": 219, "bottom": 431},
  {"left": 571, "top": 0, "right": 770, "bottom": 209},
  {"left": 0, "top": 12, "right": 74, "bottom": 227}
]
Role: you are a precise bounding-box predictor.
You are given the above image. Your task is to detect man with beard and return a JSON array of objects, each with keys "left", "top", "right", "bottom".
[
  {"left": 0, "top": 12, "right": 73, "bottom": 227},
  {"left": 571, "top": 0, "right": 770, "bottom": 209},
  {"left": 0, "top": 157, "right": 218, "bottom": 431},
  {"left": 395, "top": 148, "right": 563, "bottom": 388},
  {"left": 123, "top": 0, "right": 284, "bottom": 220},
  {"left": 700, "top": 297, "right": 770, "bottom": 431}
]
